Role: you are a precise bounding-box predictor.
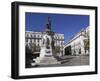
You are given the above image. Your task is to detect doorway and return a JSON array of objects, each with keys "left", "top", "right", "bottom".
[{"left": 65, "top": 45, "right": 72, "bottom": 55}]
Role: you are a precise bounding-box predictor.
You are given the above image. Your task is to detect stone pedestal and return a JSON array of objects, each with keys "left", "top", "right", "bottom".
[
  {"left": 35, "top": 56, "right": 60, "bottom": 65},
  {"left": 35, "top": 34, "right": 60, "bottom": 65}
]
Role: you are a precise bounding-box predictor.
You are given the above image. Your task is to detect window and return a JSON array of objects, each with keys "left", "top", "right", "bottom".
[
  {"left": 31, "top": 34, "right": 32, "bottom": 37},
  {"left": 28, "top": 34, "right": 30, "bottom": 37},
  {"left": 26, "top": 39, "right": 28, "bottom": 42},
  {"left": 34, "top": 39, "right": 36, "bottom": 42},
  {"left": 34, "top": 35, "right": 36, "bottom": 38},
  {"left": 30, "top": 39, "right": 32, "bottom": 43},
  {"left": 38, "top": 43, "right": 39, "bottom": 46},
  {"left": 26, "top": 34, "right": 28, "bottom": 37},
  {"left": 38, "top": 34, "right": 39, "bottom": 38},
  {"left": 38, "top": 39, "right": 39, "bottom": 43}
]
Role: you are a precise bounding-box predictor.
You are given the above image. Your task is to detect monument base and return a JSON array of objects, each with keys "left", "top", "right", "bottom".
[{"left": 34, "top": 56, "right": 61, "bottom": 65}]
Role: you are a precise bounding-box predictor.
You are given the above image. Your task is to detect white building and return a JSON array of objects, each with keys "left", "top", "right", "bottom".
[
  {"left": 25, "top": 31, "right": 64, "bottom": 56},
  {"left": 25, "top": 31, "right": 42, "bottom": 48},
  {"left": 63, "top": 26, "right": 89, "bottom": 55}
]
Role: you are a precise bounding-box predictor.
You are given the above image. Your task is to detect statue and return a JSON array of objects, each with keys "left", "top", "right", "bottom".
[
  {"left": 46, "top": 17, "right": 51, "bottom": 30},
  {"left": 34, "top": 17, "right": 60, "bottom": 65},
  {"left": 46, "top": 37, "right": 50, "bottom": 49}
]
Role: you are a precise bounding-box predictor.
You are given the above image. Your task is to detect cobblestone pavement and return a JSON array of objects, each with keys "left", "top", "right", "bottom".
[
  {"left": 28, "top": 55, "right": 89, "bottom": 68},
  {"left": 60, "top": 55, "right": 89, "bottom": 66}
]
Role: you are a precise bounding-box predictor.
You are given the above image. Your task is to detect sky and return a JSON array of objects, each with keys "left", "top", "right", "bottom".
[{"left": 25, "top": 12, "right": 89, "bottom": 42}]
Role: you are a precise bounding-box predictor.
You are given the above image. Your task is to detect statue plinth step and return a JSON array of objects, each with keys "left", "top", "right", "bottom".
[{"left": 35, "top": 56, "right": 61, "bottom": 65}]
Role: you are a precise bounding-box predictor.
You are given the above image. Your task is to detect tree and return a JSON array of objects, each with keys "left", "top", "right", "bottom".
[
  {"left": 55, "top": 46, "right": 60, "bottom": 54},
  {"left": 31, "top": 43, "right": 41, "bottom": 54},
  {"left": 25, "top": 44, "right": 33, "bottom": 68},
  {"left": 26, "top": 45, "right": 32, "bottom": 58},
  {"left": 31, "top": 43, "right": 37, "bottom": 54},
  {"left": 84, "top": 39, "right": 89, "bottom": 53}
]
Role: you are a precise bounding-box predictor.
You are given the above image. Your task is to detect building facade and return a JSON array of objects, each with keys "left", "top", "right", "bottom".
[
  {"left": 63, "top": 26, "right": 89, "bottom": 55},
  {"left": 25, "top": 31, "right": 64, "bottom": 56}
]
